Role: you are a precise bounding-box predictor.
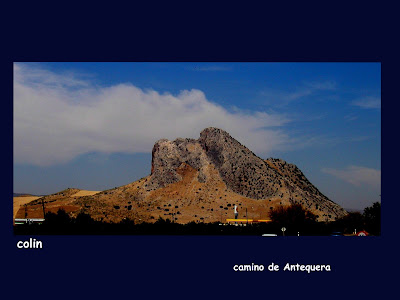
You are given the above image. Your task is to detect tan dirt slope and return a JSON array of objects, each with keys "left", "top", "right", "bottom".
[
  {"left": 14, "top": 190, "right": 101, "bottom": 220},
  {"left": 13, "top": 196, "right": 40, "bottom": 219}
]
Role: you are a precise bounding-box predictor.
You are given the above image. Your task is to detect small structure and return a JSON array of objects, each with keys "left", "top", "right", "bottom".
[
  {"left": 357, "top": 230, "right": 369, "bottom": 236},
  {"left": 14, "top": 218, "right": 45, "bottom": 225},
  {"left": 225, "top": 218, "right": 271, "bottom": 224}
]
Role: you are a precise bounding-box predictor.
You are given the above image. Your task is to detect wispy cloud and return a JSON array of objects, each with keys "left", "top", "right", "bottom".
[
  {"left": 351, "top": 96, "right": 381, "bottom": 109},
  {"left": 14, "top": 63, "right": 91, "bottom": 89},
  {"left": 344, "top": 113, "right": 358, "bottom": 122},
  {"left": 260, "top": 80, "right": 337, "bottom": 107},
  {"left": 321, "top": 165, "right": 381, "bottom": 188},
  {"left": 191, "top": 65, "right": 233, "bottom": 72},
  {"left": 303, "top": 80, "right": 337, "bottom": 91},
  {"left": 282, "top": 133, "right": 372, "bottom": 152},
  {"left": 14, "top": 63, "right": 291, "bottom": 166}
]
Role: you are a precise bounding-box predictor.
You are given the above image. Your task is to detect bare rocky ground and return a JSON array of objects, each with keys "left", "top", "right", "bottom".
[{"left": 16, "top": 127, "right": 347, "bottom": 223}]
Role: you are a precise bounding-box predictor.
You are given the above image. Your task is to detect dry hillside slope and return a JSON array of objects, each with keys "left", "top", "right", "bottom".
[{"left": 16, "top": 127, "right": 347, "bottom": 223}]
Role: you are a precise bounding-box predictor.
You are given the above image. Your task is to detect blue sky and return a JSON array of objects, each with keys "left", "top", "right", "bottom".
[{"left": 13, "top": 62, "right": 381, "bottom": 211}]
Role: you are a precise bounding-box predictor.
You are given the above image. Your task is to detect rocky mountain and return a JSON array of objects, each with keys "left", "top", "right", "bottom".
[{"left": 16, "top": 127, "right": 347, "bottom": 223}]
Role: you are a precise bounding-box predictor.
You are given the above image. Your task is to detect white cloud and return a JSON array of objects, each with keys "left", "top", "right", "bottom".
[
  {"left": 351, "top": 96, "right": 381, "bottom": 109},
  {"left": 14, "top": 63, "right": 291, "bottom": 166},
  {"left": 321, "top": 165, "right": 381, "bottom": 188}
]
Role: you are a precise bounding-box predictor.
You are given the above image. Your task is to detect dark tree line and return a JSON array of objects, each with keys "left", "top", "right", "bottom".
[
  {"left": 14, "top": 202, "right": 381, "bottom": 236},
  {"left": 268, "top": 202, "right": 381, "bottom": 236}
]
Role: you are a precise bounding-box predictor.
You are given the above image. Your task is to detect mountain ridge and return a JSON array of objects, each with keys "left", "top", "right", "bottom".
[{"left": 16, "top": 127, "right": 347, "bottom": 223}]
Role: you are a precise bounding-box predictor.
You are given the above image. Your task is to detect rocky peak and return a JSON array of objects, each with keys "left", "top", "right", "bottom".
[
  {"left": 148, "top": 136, "right": 212, "bottom": 190},
  {"left": 147, "top": 127, "right": 347, "bottom": 220},
  {"left": 198, "top": 128, "right": 281, "bottom": 199}
]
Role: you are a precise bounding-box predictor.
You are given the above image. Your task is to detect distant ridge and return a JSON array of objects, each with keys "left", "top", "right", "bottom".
[{"left": 13, "top": 193, "right": 47, "bottom": 197}]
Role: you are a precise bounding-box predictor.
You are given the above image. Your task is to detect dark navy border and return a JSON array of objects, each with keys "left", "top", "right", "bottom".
[{"left": 2, "top": 3, "right": 396, "bottom": 299}]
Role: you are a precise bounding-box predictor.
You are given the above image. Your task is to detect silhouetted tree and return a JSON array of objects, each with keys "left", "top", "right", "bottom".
[
  {"left": 44, "top": 209, "right": 71, "bottom": 225},
  {"left": 332, "top": 212, "right": 364, "bottom": 234},
  {"left": 75, "top": 211, "right": 94, "bottom": 226},
  {"left": 363, "top": 202, "right": 381, "bottom": 235},
  {"left": 269, "top": 203, "right": 318, "bottom": 235}
]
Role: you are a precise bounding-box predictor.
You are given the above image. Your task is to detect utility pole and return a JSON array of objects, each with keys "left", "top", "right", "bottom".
[
  {"left": 41, "top": 198, "right": 46, "bottom": 219},
  {"left": 24, "top": 204, "right": 28, "bottom": 218}
]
